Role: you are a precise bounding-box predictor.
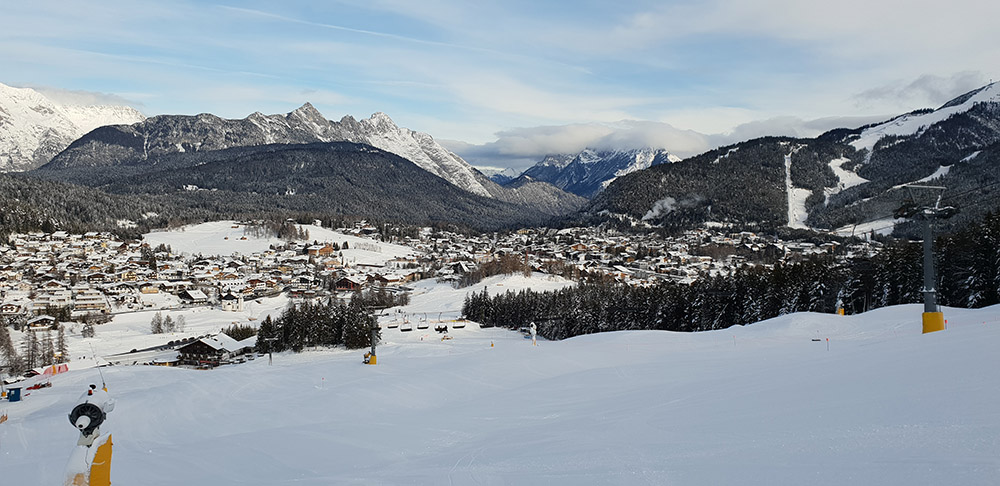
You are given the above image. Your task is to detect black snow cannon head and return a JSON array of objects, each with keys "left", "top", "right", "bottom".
[{"left": 68, "top": 385, "right": 107, "bottom": 436}]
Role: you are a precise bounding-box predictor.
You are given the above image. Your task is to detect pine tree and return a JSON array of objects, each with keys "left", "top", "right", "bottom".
[
  {"left": 256, "top": 315, "right": 275, "bottom": 354},
  {"left": 151, "top": 311, "right": 164, "bottom": 334},
  {"left": 81, "top": 321, "right": 96, "bottom": 338},
  {"left": 175, "top": 315, "right": 186, "bottom": 332},
  {"left": 41, "top": 332, "right": 55, "bottom": 367},
  {"left": 343, "top": 303, "right": 377, "bottom": 349},
  {"left": 163, "top": 315, "right": 175, "bottom": 333},
  {"left": 56, "top": 325, "right": 69, "bottom": 363},
  {"left": 21, "top": 332, "right": 41, "bottom": 370},
  {"left": 0, "top": 325, "right": 20, "bottom": 374}
]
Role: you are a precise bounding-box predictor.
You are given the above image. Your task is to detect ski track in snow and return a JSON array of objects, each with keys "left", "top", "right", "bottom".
[{"left": 785, "top": 154, "right": 810, "bottom": 229}]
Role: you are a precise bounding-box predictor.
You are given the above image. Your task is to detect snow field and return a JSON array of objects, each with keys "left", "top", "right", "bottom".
[
  {"left": 2, "top": 303, "right": 999, "bottom": 485},
  {"left": 144, "top": 221, "right": 414, "bottom": 264}
]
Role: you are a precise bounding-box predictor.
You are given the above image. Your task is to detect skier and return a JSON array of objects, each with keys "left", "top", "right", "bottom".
[{"left": 530, "top": 321, "right": 537, "bottom": 346}]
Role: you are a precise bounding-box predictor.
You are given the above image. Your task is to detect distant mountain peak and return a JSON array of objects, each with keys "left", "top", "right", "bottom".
[
  {"left": 290, "top": 102, "right": 323, "bottom": 119},
  {"left": 365, "top": 111, "right": 398, "bottom": 130},
  {"left": 0, "top": 82, "right": 145, "bottom": 171},
  {"left": 522, "top": 147, "right": 676, "bottom": 198}
]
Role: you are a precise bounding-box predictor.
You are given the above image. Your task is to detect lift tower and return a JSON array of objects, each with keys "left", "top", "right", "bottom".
[{"left": 893, "top": 185, "right": 958, "bottom": 333}]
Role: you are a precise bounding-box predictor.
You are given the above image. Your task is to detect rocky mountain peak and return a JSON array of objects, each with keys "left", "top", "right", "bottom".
[
  {"left": 0, "top": 82, "right": 145, "bottom": 171},
  {"left": 522, "top": 146, "right": 676, "bottom": 198},
  {"left": 365, "top": 111, "right": 398, "bottom": 130},
  {"left": 289, "top": 102, "right": 327, "bottom": 123}
]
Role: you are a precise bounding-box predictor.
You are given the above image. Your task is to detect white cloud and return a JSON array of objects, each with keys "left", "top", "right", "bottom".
[
  {"left": 852, "top": 72, "right": 991, "bottom": 110},
  {"left": 709, "top": 115, "right": 889, "bottom": 147},
  {"left": 23, "top": 85, "right": 144, "bottom": 109},
  {"left": 450, "top": 114, "right": 893, "bottom": 174}
]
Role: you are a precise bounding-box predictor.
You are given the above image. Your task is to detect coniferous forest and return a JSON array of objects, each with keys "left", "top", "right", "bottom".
[
  {"left": 254, "top": 298, "right": 378, "bottom": 354},
  {"left": 464, "top": 211, "right": 1000, "bottom": 340}
]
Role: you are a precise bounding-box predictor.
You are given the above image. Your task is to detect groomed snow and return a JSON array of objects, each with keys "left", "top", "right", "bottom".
[
  {"left": 914, "top": 165, "right": 952, "bottom": 184},
  {"left": 834, "top": 216, "right": 902, "bottom": 237},
  {"left": 4, "top": 303, "right": 999, "bottom": 485},
  {"left": 828, "top": 157, "right": 869, "bottom": 192},
  {"left": 785, "top": 154, "right": 811, "bottom": 229}
]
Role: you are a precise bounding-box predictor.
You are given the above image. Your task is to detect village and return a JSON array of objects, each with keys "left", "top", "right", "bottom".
[
  {"left": 0, "top": 220, "right": 879, "bottom": 372},
  {"left": 0, "top": 220, "right": 880, "bottom": 326}
]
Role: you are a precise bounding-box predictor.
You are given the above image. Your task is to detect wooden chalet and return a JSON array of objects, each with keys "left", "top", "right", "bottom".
[
  {"left": 179, "top": 289, "right": 209, "bottom": 304},
  {"left": 176, "top": 334, "right": 239, "bottom": 367},
  {"left": 335, "top": 276, "right": 364, "bottom": 292}
]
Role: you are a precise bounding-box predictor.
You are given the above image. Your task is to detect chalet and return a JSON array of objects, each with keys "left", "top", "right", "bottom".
[
  {"left": 307, "top": 244, "right": 335, "bottom": 257},
  {"left": 335, "top": 276, "right": 364, "bottom": 292},
  {"left": 27, "top": 315, "right": 56, "bottom": 330},
  {"left": 1, "top": 302, "right": 25, "bottom": 316},
  {"left": 179, "top": 289, "right": 209, "bottom": 304},
  {"left": 176, "top": 333, "right": 244, "bottom": 367},
  {"left": 367, "top": 273, "right": 403, "bottom": 287},
  {"left": 139, "top": 282, "right": 160, "bottom": 294},
  {"left": 103, "top": 282, "right": 136, "bottom": 295}
]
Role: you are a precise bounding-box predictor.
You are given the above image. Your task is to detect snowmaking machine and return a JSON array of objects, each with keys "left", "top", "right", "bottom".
[{"left": 65, "top": 384, "right": 115, "bottom": 486}]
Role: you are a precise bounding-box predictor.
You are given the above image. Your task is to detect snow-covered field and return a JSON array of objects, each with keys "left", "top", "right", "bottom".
[
  {"left": 144, "top": 221, "right": 414, "bottom": 265},
  {"left": 4, "top": 299, "right": 999, "bottom": 485}
]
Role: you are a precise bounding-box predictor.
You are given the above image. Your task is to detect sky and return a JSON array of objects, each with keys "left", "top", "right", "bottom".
[{"left": 1, "top": 0, "right": 998, "bottom": 172}]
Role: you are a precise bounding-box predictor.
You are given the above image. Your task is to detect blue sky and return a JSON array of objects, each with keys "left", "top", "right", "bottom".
[{"left": 2, "top": 0, "right": 997, "bottom": 171}]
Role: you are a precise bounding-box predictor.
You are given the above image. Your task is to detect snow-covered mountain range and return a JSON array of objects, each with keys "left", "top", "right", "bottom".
[
  {"left": 519, "top": 148, "right": 679, "bottom": 198},
  {"left": 850, "top": 82, "right": 1000, "bottom": 153},
  {"left": 0, "top": 82, "right": 145, "bottom": 171},
  {"left": 591, "top": 82, "right": 1000, "bottom": 234},
  {"left": 44, "top": 103, "right": 495, "bottom": 198}
]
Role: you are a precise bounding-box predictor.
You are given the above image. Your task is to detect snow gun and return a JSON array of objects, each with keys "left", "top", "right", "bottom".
[{"left": 65, "top": 384, "right": 115, "bottom": 486}]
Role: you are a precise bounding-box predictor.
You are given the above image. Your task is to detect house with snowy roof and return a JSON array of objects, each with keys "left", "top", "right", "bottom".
[{"left": 176, "top": 333, "right": 255, "bottom": 367}]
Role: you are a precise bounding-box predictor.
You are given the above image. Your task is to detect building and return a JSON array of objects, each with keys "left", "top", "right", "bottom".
[
  {"left": 176, "top": 333, "right": 254, "bottom": 367},
  {"left": 221, "top": 292, "right": 244, "bottom": 312}
]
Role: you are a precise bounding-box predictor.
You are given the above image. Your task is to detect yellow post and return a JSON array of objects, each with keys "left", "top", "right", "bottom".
[
  {"left": 368, "top": 354, "right": 377, "bottom": 365},
  {"left": 922, "top": 312, "right": 945, "bottom": 334},
  {"left": 89, "top": 435, "right": 113, "bottom": 486},
  {"left": 837, "top": 308, "right": 845, "bottom": 316}
]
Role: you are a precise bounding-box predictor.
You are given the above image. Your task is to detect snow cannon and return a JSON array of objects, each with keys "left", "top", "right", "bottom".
[
  {"left": 65, "top": 384, "right": 115, "bottom": 486},
  {"left": 68, "top": 385, "right": 115, "bottom": 439}
]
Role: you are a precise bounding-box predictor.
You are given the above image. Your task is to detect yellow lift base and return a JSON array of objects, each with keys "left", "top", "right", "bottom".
[{"left": 922, "top": 312, "right": 945, "bottom": 334}]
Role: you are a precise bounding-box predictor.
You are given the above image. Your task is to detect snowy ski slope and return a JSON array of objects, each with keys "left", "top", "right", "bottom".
[{"left": 3, "top": 302, "right": 998, "bottom": 485}]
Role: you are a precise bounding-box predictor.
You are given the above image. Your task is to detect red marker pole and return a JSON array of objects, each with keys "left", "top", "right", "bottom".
[{"left": 826, "top": 338, "right": 829, "bottom": 352}]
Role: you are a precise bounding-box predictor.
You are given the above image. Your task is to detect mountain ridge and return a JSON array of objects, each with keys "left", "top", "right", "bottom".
[
  {"left": 521, "top": 147, "right": 678, "bottom": 198},
  {"left": 0, "top": 82, "right": 145, "bottom": 171}
]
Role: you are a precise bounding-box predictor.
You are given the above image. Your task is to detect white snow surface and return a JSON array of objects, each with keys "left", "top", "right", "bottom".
[
  {"left": 0, "top": 82, "right": 144, "bottom": 171},
  {"left": 4, "top": 300, "right": 999, "bottom": 485},
  {"left": 834, "top": 216, "right": 903, "bottom": 237},
  {"left": 785, "top": 154, "right": 811, "bottom": 229},
  {"left": 827, "top": 157, "right": 869, "bottom": 192},
  {"left": 914, "top": 165, "right": 952, "bottom": 184},
  {"left": 143, "top": 221, "right": 414, "bottom": 263},
  {"left": 851, "top": 82, "right": 1000, "bottom": 152}
]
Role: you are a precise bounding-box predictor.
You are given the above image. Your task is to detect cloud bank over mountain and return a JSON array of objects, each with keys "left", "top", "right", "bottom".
[{"left": 448, "top": 115, "right": 887, "bottom": 173}]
